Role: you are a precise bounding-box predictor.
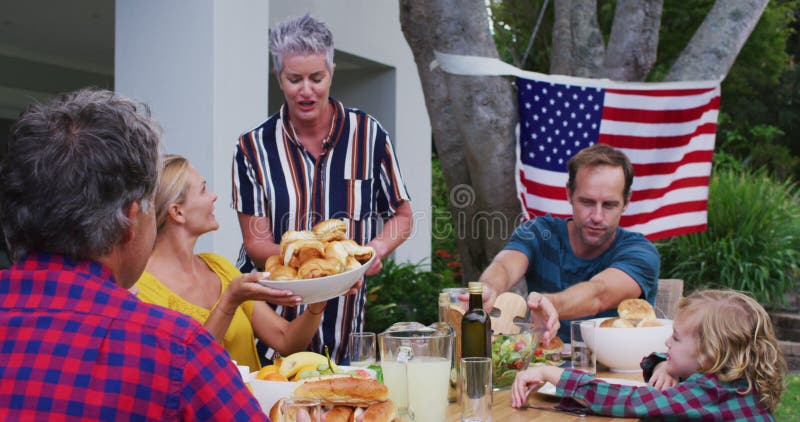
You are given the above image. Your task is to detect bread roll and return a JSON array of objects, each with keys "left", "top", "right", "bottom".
[
  {"left": 269, "top": 265, "right": 298, "bottom": 281},
  {"left": 344, "top": 256, "right": 362, "bottom": 271},
  {"left": 268, "top": 398, "right": 285, "bottom": 422},
  {"left": 283, "top": 239, "right": 326, "bottom": 268},
  {"left": 541, "top": 335, "right": 564, "bottom": 352},
  {"left": 292, "top": 374, "right": 389, "bottom": 406},
  {"left": 637, "top": 319, "right": 663, "bottom": 328},
  {"left": 338, "top": 240, "right": 374, "bottom": 263},
  {"left": 617, "top": 298, "right": 656, "bottom": 324},
  {"left": 279, "top": 230, "right": 319, "bottom": 256},
  {"left": 362, "top": 400, "right": 397, "bottom": 422},
  {"left": 312, "top": 219, "right": 347, "bottom": 242},
  {"left": 297, "top": 257, "right": 344, "bottom": 279},
  {"left": 600, "top": 317, "right": 635, "bottom": 328},
  {"left": 265, "top": 255, "right": 282, "bottom": 273},
  {"left": 324, "top": 241, "right": 350, "bottom": 266},
  {"left": 323, "top": 406, "right": 354, "bottom": 422}
]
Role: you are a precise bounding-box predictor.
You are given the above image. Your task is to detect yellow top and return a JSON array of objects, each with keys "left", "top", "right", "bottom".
[{"left": 135, "top": 252, "right": 261, "bottom": 372}]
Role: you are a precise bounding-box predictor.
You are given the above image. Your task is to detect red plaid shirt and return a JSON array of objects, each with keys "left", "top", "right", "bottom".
[{"left": 0, "top": 253, "right": 268, "bottom": 421}]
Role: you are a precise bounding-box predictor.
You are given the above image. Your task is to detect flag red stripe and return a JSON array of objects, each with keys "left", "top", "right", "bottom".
[
  {"left": 605, "top": 87, "right": 718, "bottom": 96},
  {"left": 601, "top": 96, "right": 719, "bottom": 124},
  {"left": 632, "top": 150, "right": 713, "bottom": 176},
  {"left": 520, "top": 178, "right": 567, "bottom": 200},
  {"left": 599, "top": 123, "right": 717, "bottom": 149},
  {"left": 620, "top": 200, "right": 708, "bottom": 225},
  {"left": 630, "top": 176, "right": 710, "bottom": 201},
  {"left": 645, "top": 224, "right": 707, "bottom": 241}
]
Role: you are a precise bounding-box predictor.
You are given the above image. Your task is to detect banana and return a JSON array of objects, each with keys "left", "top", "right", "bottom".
[{"left": 278, "top": 351, "right": 338, "bottom": 379}]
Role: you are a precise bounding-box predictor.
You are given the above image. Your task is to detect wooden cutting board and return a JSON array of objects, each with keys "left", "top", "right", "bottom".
[{"left": 490, "top": 292, "right": 528, "bottom": 334}]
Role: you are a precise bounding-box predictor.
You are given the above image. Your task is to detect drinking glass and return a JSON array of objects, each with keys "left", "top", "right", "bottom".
[
  {"left": 460, "top": 357, "right": 492, "bottom": 422},
  {"left": 281, "top": 398, "right": 321, "bottom": 422},
  {"left": 570, "top": 320, "right": 597, "bottom": 375},
  {"left": 349, "top": 331, "right": 376, "bottom": 367}
]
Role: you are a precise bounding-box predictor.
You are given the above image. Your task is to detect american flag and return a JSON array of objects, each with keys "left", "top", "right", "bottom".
[{"left": 516, "top": 76, "right": 721, "bottom": 240}]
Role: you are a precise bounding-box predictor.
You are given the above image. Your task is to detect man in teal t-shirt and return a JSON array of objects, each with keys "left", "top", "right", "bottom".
[{"left": 479, "top": 144, "right": 660, "bottom": 342}]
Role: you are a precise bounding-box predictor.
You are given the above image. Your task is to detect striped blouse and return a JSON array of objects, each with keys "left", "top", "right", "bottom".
[{"left": 231, "top": 98, "right": 410, "bottom": 363}]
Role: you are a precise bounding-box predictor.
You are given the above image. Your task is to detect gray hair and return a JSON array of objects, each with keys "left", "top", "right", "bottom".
[
  {"left": 269, "top": 13, "right": 334, "bottom": 73},
  {"left": 0, "top": 88, "right": 162, "bottom": 261}
]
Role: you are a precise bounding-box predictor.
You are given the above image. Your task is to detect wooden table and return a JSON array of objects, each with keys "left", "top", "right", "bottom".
[{"left": 445, "top": 370, "right": 643, "bottom": 421}]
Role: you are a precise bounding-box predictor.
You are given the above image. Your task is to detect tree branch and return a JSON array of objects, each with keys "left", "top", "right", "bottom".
[
  {"left": 603, "top": 0, "right": 663, "bottom": 81},
  {"left": 665, "top": 0, "right": 768, "bottom": 81}
]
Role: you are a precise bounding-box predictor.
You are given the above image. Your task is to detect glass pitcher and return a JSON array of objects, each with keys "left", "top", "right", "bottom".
[{"left": 379, "top": 322, "right": 454, "bottom": 422}]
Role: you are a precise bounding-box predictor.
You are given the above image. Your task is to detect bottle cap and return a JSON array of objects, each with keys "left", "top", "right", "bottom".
[
  {"left": 468, "top": 281, "right": 482, "bottom": 294},
  {"left": 439, "top": 292, "right": 450, "bottom": 306}
]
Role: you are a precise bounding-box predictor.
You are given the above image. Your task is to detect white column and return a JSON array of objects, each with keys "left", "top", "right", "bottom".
[{"left": 115, "top": 0, "right": 269, "bottom": 261}]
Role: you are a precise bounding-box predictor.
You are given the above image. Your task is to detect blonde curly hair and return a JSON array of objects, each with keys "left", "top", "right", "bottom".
[{"left": 678, "top": 289, "right": 787, "bottom": 412}]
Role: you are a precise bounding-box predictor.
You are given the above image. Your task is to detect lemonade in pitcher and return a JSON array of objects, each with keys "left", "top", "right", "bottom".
[
  {"left": 382, "top": 357, "right": 450, "bottom": 422},
  {"left": 379, "top": 322, "right": 453, "bottom": 422}
]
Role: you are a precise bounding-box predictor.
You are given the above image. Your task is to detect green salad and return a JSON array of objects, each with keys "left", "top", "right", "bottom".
[{"left": 491, "top": 332, "right": 536, "bottom": 388}]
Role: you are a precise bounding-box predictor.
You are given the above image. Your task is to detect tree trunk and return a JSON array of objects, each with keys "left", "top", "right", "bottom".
[
  {"left": 603, "top": 0, "right": 663, "bottom": 81},
  {"left": 399, "top": 0, "right": 521, "bottom": 283},
  {"left": 550, "top": 0, "right": 605, "bottom": 77},
  {"left": 665, "top": 0, "right": 768, "bottom": 81}
]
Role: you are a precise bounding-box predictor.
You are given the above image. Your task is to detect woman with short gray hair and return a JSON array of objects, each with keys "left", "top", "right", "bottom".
[{"left": 232, "top": 13, "right": 414, "bottom": 365}]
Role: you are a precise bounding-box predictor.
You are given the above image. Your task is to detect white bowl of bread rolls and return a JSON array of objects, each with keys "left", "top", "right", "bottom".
[
  {"left": 584, "top": 299, "right": 673, "bottom": 373},
  {"left": 258, "top": 219, "right": 376, "bottom": 304}
]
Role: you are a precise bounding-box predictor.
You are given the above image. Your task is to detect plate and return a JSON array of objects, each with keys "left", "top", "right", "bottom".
[
  {"left": 536, "top": 377, "right": 647, "bottom": 397},
  {"left": 258, "top": 254, "right": 375, "bottom": 304},
  {"left": 246, "top": 366, "right": 377, "bottom": 413}
]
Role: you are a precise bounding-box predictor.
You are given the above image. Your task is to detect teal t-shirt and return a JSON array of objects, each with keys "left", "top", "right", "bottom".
[{"left": 504, "top": 215, "right": 660, "bottom": 341}]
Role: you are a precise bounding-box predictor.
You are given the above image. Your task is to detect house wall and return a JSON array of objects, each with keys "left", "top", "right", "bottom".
[{"left": 116, "top": 0, "right": 431, "bottom": 266}]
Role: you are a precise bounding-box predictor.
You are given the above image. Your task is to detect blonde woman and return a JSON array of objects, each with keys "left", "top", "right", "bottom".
[
  {"left": 135, "top": 155, "right": 329, "bottom": 372},
  {"left": 511, "top": 289, "right": 786, "bottom": 420}
]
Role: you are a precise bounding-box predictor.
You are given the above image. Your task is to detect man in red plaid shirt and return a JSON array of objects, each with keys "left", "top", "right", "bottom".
[{"left": 0, "top": 89, "right": 267, "bottom": 421}]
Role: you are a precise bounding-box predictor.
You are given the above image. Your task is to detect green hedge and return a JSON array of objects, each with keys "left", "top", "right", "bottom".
[
  {"left": 656, "top": 167, "right": 800, "bottom": 306},
  {"left": 364, "top": 259, "right": 459, "bottom": 334}
]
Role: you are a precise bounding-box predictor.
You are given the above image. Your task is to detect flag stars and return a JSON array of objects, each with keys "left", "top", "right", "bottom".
[
  {"left": 533, "top": 114, "right": 539, "bottom": 121},
  {"left": 527, "top": 83, "right": 532, "bottom": 90},
  {"left": 579, "top": 103, "right": 585, "bottom": 110},
  {"left": 539, "top": 145, "right": 545, "bottom": 151},
  {"left": 549, "top": 99, "right": 555, "bottom": 105},
  {"left": 525, "top": 102, "right": 531, "bottom": 109},
  {"left": 557, "top": 91, "right": 563, "bottom": 98},
  {"left": 588, "top": 95, "right": 594, "bottom": 101}
]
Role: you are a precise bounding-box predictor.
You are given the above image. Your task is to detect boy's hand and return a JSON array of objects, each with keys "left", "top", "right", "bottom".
[
  {"left": 648, "top": 361, "right": 678, "bottom": 390},
  {"left": 510, "top": 365, "right": 564, "bottom": 408}
]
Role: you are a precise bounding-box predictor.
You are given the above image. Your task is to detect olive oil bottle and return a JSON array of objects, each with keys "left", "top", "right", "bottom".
[{"left": 461, "top": 282, "right": 491, "bottom": 358}]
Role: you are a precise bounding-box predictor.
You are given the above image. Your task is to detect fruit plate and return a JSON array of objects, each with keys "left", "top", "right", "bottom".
[
  {"left": 258, "top": 254, "right": 376, "bottom": 304},
  {"left": 246, "top": 366, "right": 376, "bottom": 414}
]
